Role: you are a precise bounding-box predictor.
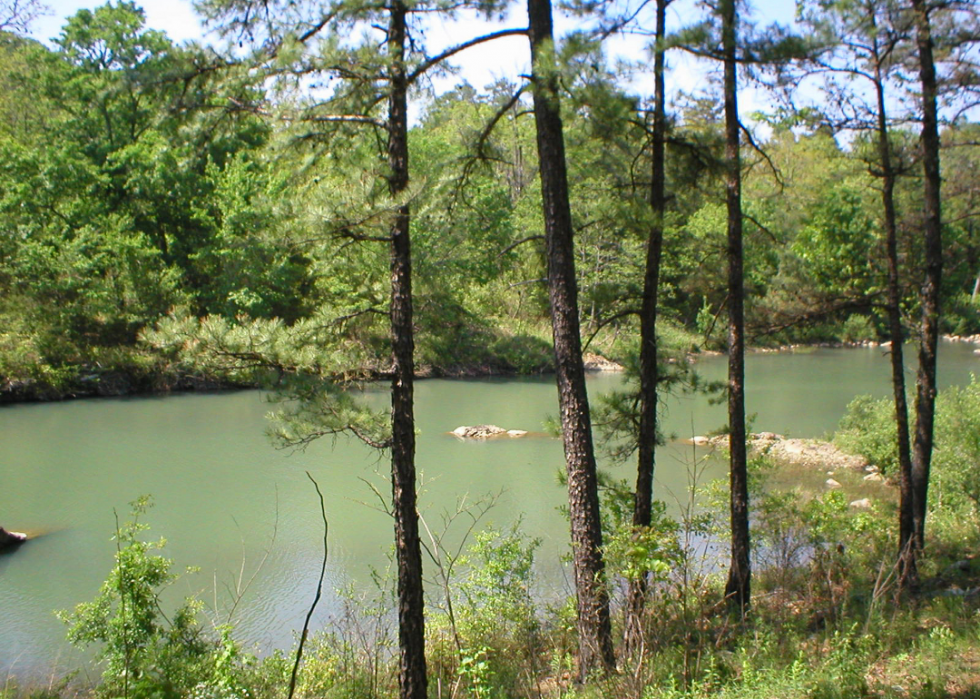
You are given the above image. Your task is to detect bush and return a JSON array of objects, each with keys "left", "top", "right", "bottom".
[
  {"left": 834, "top": 394, "right": 898, "bottom": 474},
  {"left": 58, "top": 497, "right": 250, "bottom": 699},
  {"left": 942, "top": 291, "right": 980, "bottom": 337},
  {"left": 839, "top": 314, "right": 876, "bottom": 344},
  {"left": 835, "top": 378, "right": 980, "bottom": 534},
  {"left": 931, "top": 379, "right": 980, "bottom": 531}
]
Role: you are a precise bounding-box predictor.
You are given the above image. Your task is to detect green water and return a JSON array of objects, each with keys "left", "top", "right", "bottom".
[{"left": 1, "top": 343, "right": 977, "bottom": 679}]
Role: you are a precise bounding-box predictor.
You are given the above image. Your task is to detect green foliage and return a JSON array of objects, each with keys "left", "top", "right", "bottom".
[
  {"left": 58, "top": 497, "right": 249, "bottom": 699},
  {"left": 590, "top": 471, "right": 685, "bottom": 587},
  {"left": 0, "top": 3, "right": 282, "bottom": 397},
  {"left": 424, "top": 523, "right": 545, "bottom": 699},
  {"left": 834, "top": 394, "right": 898, "bottom": 474},
  {"left": 604, "top": 498, "right": 682, "bottom": 584},
  {"left": 942, "top": 292, "right": 980, "bottom": 337},
  {"left": 931, "top": 378, "right": 980, "bottom": 524},
  {"left": 413, "top": 290, "right": 553, "bottom": 374},
  {"left": 835, "top": 376, "right": 980, "bottom": 533},
  {"left": 277, "top": 570, "right": 398, "bottom": 699},
  {"left": 804, "top": 628, "right": 875, "bottom": 699},
  {"left": 0, "top": 0, "right": 978, "bottom": 393},
  {"left": 792, "top": 181, "right": 878, "bottom": 297},
  {"left": 456, "top": 646, "right": 495, "bottom": 699},
  {"left": 456, "top": 524, "right": 541, "bottom": 641},
  {"left": 839, "top": 314, "right": 876, "bottom": 344}
]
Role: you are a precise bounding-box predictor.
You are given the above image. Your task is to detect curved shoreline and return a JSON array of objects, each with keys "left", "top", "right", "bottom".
[
  {"left": 4, "top": 334, "right": 976, "bottom": 405},
  {"left": 0, "top": 353, "right": 626, "bottom": 405}
]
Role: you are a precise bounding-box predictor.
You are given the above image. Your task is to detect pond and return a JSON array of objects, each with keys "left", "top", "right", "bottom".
[{"left": 1, "top": 342, "right": 978, "bottom": 681}]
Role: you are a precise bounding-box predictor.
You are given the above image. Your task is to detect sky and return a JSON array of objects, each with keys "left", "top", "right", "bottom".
[{"left": 26, "top": 0, "right": 802, "bottom": 119}]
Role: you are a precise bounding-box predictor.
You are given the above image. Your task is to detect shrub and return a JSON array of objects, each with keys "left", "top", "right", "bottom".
[
  {"left": 835, "top": 377, "right": 980, "bottom": 536},
  {"left": 834, "top": 394, "right": 897, "bottom": 475},
  {"left": 58, "top": 497, "right": 249, "bottom": 699}
]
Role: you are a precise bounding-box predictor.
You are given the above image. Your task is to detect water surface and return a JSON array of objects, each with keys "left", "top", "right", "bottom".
[{"left": 1, "top": 342, "right": 977, "bottom": 679}]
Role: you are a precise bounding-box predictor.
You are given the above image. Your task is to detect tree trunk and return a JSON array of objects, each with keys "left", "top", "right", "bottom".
[
  {"left": 388, "top": 3, "right": 427, "bottom": 696},
  {"left": 910, "top": 0, "right": 943, "bottom": 554},
  {"left": 873, "top": 52, "right": 916, "bottom": 592},
  {"left": 720, "top": 0, "right": 750, "bottom": 615},
  {"left": 625, "top": 0, "right": 667, "bottom": 655},
  {"left": 527, "top": 0, "right": 615, "bottom": 678}
]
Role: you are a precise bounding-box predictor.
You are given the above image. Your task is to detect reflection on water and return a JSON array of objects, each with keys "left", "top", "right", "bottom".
[{"left": 0, "top": 342, "right": 977, "bottom": 679}]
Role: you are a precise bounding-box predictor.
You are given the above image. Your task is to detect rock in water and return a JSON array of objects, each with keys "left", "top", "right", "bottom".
[
  {"left": 452, "top": 425, "right": 508, "bottom": 440},
  {"left": 0, "top": 527, "right": 27, "bottom": 550}
]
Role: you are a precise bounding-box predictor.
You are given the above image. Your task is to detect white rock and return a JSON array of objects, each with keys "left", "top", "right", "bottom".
[
  {"left": 826, "top": 478, "right": 842, "bottom": 489},
  {"left": 850, "top": 498, "right": 872, "bottom": 509},
  {"left": 864, "top": 472, "right": 884, "bottom": 483},
  {"left": 506, "top": 430, "right": 528, "bottom": 438},
  {"left": 452, "top": 425, "right": 507, "bottom": 439}
]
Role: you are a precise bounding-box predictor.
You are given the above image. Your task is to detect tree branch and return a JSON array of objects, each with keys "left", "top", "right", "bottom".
[
  {"left": 500, "top": 234, "right": 544, "bottom": 257},
  {"left": 288, "top": 472, "right": 330, "bottom": 699},
  {"left": 407, "top": 28, "right": 529, "bottom": 85}
]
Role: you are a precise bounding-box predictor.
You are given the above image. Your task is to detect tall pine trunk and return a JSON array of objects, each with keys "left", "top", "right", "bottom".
[
  {"left": 527, "top": 0, "right": 615, "bottom": 678},
  {"left": 910, "top": 0, "right": 943, "bottom": 555},
  {"left": 720, "top": 0, "right": 750, "bottom": 615},
  {"left": 625, "top": 0, "right": 667, "bottom": 654},
  {"left": 388, "top": 2, "right": 427, "bottom": 696},
  {"left": 872, "top": 55, "right": 916, "bottom": 591}
]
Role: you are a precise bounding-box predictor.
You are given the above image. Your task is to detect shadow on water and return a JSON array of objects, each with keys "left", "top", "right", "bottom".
[
  {"left": 0, "top": 539, "right": 27, "bottom": 557},
  {"left": 0, "top": 528, "right": 68, "bottom": 569}
]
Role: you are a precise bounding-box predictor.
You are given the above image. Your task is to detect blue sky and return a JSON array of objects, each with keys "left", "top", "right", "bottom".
[
  {"left": 28, "top": 0, "right": 803, "bottom": 119},
  {"left": 31, "top": 0, "right": 799, "bottom": 43}
]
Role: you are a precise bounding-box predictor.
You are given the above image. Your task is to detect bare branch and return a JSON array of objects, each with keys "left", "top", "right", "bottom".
[
  {"left": 740, "top": 122, "right": 783, "bottom": 190},
  {"left": 407, "top": 28, "right": 529, "bottom": 85},
  {"left": 288, "top": 473, "right": 330, "bottom": 699},
  {"left": 583, "top": 308, "right": 638, "bottom": 350},
  {"left": 0, "top": 0, "right": 47, "bottom": 33},
  {"left": 500, "top": 234, "right": 545, "bottom": 257},
  {"left": 451, "top": 85, "right": 529, "bottom": 200}
]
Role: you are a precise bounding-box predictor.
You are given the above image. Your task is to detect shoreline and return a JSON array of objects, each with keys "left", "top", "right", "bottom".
[
  {"left": 4, "top": 334, "right": 977, "bottom": 405},
  {"left": 0, "top": 353, "right": 626, "bottom": 405},
  {"left": 687, "top": 432, "right": 871, "bottom": 472},
  {"left": 753, "top": 333, "right": 980, "bottom": 354}
]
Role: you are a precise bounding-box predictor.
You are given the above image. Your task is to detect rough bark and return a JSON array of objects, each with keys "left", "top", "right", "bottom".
[
  {"left": 910, "top": 0, "right": 943, "bottom": 555},
  {"left": 625, "top": 0, "right": 667, "bottom": 655},
  {"left": 388, "top": 3, "right": 427, "bottom": 696},
  {"left": 720, "top": 0, "right": 750, "bottom": 615},
  {"left": 871, "top": 42, "right": 917, "bottom": 591},
  {"left": 527, "top": 0, "right": 615, "bottom": 678}
]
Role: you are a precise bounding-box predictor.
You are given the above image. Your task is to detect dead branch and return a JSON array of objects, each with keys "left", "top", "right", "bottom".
[{"left": 288, "top": 472, "right": 330, "bottom": 699}]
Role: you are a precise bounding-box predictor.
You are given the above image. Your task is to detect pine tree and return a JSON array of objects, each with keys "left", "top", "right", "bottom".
[
  {"left": 527, "top": 0, "right": 616, "bottom": 676},
  {"left": 909, "top": 0, "right": 943, "bottom": 562},
  {"left": 194, "top": 2, "right": 523, "bottom": 695}
]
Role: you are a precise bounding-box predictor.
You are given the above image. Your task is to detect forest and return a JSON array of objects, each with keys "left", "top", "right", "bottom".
[
  {"left": 1, "top": 0, "right": 979, "bottom": 400},
  {"left": 3, "top": 0, "right": 980, "bottom": 696}
]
